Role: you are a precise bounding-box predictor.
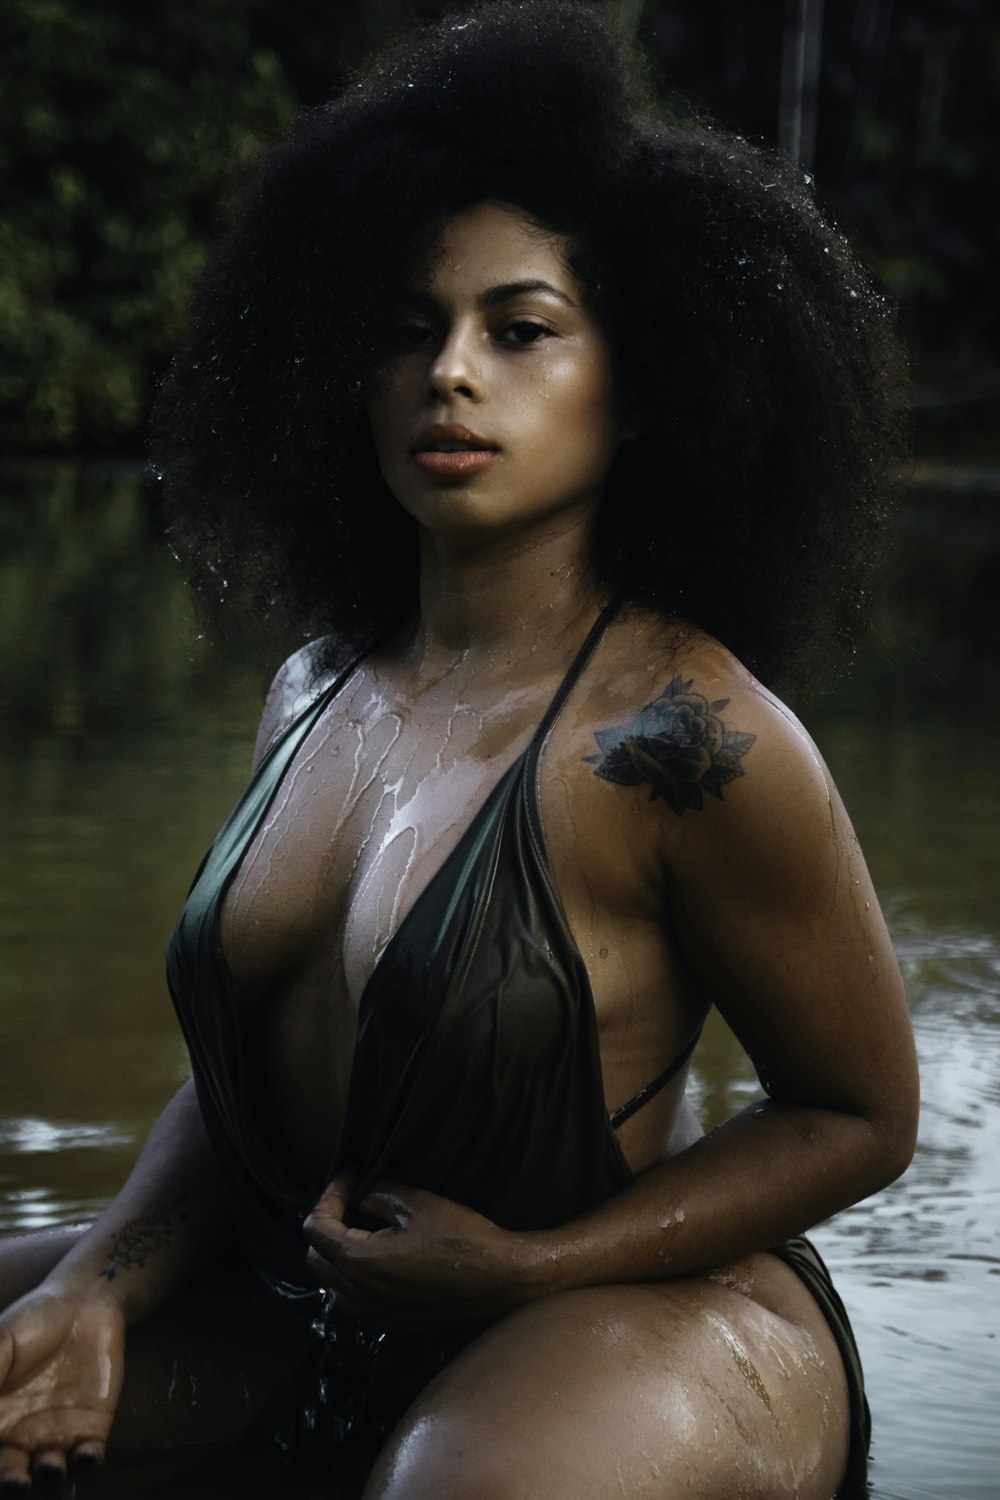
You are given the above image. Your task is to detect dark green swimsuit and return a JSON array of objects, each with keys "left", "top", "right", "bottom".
[{"left": 166, "top": 603, "right": 870, "bottom": 1495}]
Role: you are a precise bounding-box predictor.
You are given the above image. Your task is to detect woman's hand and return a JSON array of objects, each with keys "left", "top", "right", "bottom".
[
  {"left": 0, "top": 1288, "right": 125, "bottom": 1488},
  {"left": 302, "top": 1172, "right": 542, "bottom": 1327}
]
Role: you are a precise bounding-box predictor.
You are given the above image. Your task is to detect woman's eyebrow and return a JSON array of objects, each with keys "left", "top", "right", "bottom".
[
  {"left": 392, "top": 280, "right": 578, "bottom": 311},
  {"left": 478, "top": 279, "right": 578, "bottom": 309}
]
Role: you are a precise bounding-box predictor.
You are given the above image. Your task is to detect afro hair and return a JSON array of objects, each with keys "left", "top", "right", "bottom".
[{"left": 150, "top": 0, "right": 908, "bottom": 692}]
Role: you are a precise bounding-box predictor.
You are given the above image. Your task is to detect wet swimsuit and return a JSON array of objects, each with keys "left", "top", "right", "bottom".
[{"left": 166, "top": 602, "right": 870, "bottom": 1497}]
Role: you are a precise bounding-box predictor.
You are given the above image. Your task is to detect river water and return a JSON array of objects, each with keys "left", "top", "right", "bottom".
[{"left": 1, "top": 468, "right": 997, "bottom": 1498}]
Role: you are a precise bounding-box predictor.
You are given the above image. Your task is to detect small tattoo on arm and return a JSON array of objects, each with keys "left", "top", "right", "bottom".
[
  {"left": 99, "top": 1195, "right": 190, "bottom": 1280},
  {"left": 584, "top": 676, "right": 756, "bottom": 816}
]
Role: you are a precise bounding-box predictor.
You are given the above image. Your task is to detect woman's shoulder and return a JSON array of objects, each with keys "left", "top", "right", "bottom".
[
  {"left": 249, "top": 635, "right": 342, "bottom": 771},
  {"left": 582, "top": 608, "right": 835, "bottom": 832},
  {"left": 594, "top": 609, "right": 809, "bottom": 744}
]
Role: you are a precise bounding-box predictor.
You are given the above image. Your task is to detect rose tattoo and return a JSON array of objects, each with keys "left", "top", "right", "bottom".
[{"left": 584, "top": 677, "right": 756, "bottom": 816}]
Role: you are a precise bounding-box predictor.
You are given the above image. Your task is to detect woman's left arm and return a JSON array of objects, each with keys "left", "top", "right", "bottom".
[
  {"left": 526, "top": 691, "right": 919, "bottom": 1294},
  {"left": 305, "top": 691, "right": 919, "bottom": 1314}
]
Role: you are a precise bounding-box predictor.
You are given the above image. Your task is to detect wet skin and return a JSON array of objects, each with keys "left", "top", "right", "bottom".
[{"left": 0, "top": 203, "right": 918, "bottom": 1497}]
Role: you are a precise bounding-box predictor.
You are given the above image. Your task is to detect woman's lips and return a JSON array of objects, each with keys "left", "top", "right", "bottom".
[{"left": 413, "top": 449, "right": 497, "bottom": 477}]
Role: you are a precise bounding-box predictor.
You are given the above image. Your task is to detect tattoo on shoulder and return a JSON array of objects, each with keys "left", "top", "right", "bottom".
[
  {"left": 583, "top": 676, "right": 756, "bottom": 816},
  {"left": 99, "top": 1195, "right": 190, "bottom": 1281}
]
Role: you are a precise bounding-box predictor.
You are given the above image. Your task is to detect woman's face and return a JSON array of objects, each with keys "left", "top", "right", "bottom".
[{"left": 365, "top": 201, "right": 627, "bottom": 543}]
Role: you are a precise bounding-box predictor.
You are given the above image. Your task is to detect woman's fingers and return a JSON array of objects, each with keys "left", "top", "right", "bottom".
[
  {"left": 303, "top": 1244, "right": 362, "bottom": 1293},
  {"left": 357, "top": 1180, "right": 419, "bottom": 1225},
  {"left": 0, "top": 1443, "right": 30, "bottom": 1492},
  {"left": 302, "top": 1250, "right": 371, "bottom": 1318},
  {"left": 312, "top": 1169, "right": 355, "bottom": 1224},
  {"left": 302, "top": 1212, "right": 374, "bottom": 1260},
  {"left": 71, "top": 1440, "right": 104, "bottom": 1472},
  {"left": 31, "top": 1449, "right": 66, "bottom": 1483}
]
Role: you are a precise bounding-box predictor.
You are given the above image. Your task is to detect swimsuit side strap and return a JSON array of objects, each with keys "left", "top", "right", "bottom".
[
  {"left": 608, "top": 1026, "right": 703, "bottom": 1130},
  {"left": 530, "top": 595, "right": 623, "bottom": 748}
]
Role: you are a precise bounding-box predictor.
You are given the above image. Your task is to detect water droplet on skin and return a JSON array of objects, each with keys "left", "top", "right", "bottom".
[
  {"left": 864, "top": 900, "right": 870, "bottom": 910},
  {"left": 657, "top": 1207, "right": 685, "bottom": 1228},
  {"left": 867, "top": 952, "right": 874, "bottom": 963},
  {"left": 599, "top": 943, "right": 609, "bottom": 959}
]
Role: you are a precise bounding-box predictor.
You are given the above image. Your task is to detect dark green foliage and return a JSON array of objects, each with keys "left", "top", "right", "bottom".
[
  {"left": 640, "top": 0, "right": 999, "bottom": 384},
  {"left": 1, "top": 0, "right": 995, "bottom": 455},
  {"left": 0, "top": 0, "right": 296, "bottom": 449}
]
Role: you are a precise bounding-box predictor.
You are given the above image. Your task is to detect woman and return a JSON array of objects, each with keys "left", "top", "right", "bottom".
[{"left": 0, "top": 4, "right": 918, "bottom": 1496}]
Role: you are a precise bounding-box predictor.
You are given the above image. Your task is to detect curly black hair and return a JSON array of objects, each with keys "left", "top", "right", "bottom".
[{"left": 149, "top": 0, "right": 908, "bottom": 692}]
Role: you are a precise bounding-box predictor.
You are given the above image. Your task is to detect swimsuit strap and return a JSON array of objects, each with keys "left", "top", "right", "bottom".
[
  {"left": 255, "top": 638, "right": 379, "bottom": 776},
  {"left": 608, "top": 1027, "right": 702, "bottom": 1129},
  {"left": 530, "top": 596, "right": 622, "bottom": 749},
  {"left": 517, "top": 593, "right": 700, "bottom": 1132},
  {"left": 287, "top": 602, "right": 619, "bottom": 773}
]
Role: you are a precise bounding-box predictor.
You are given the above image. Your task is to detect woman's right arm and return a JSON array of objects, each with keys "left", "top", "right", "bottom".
[
  {"left": 0, "top": 643, "right": 328, "bottom": 1486},
  {"left": 40, "top": 1079, "right": 230, "bottom": 1323},
  {"left": 0, "top": 1080, "right": 230, "bottom": 1486}
]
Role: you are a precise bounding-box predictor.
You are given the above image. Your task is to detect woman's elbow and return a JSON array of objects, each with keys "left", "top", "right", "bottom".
[{"left": 866, "top": 1086, "right": 920, "bottom": 1191}]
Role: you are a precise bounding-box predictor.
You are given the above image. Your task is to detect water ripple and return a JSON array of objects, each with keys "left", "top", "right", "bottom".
[{"left": 0, "top": 1116, "right": 133, "bottom": 1154}]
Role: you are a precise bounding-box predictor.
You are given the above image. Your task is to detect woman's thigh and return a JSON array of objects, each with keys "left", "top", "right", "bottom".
[{"left": 363, "top": 1259, "right": 851, "bottom": 1500}]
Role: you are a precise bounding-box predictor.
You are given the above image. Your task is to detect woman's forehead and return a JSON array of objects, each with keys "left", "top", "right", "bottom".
[{"left": 402, "top": 201, "right": 579, "bottom": 300}]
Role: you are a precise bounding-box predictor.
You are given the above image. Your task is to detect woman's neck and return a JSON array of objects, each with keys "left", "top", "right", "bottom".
[{"left": 412, "top": 509, "right": 605, "bottom": 677}]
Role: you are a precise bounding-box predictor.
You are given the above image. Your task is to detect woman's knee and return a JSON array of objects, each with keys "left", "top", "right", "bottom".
[{"left": 364, "top": 1412, "right": 530, "bottom": 1500}]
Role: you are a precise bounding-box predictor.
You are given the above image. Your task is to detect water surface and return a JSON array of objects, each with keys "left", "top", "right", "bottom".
[{"left": 1, "top": 470, "right": 997, "bottom": 1498}]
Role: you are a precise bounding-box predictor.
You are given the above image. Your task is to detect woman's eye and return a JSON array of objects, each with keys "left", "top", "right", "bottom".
[
  {"left": 502, "top": 321, "right": 552, "bottom": 345},
  {"left": 396, "top": 323, "right": 434, "bottom": 347}
]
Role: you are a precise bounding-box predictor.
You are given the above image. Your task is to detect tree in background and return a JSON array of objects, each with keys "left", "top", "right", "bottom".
[
  {"left": 0, "top": 0, "right": 295, "bottom": 449},
  {"left": 0, "top": 0, "right": 996, "bottom": 452},
  {"left": 641, "top": 0, "right": 998, "bottom": 389}
]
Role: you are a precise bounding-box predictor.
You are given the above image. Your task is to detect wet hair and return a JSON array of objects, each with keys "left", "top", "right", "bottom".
[{"left": 150, "top": 0, "right": 907, "bottom": 692}]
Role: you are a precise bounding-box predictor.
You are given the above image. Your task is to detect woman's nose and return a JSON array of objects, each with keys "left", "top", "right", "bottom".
[{"left": 428, "top": 326, "right": 484, "bottom": 402}]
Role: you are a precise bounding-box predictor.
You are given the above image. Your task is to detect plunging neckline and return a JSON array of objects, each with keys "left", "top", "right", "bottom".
[
  {"left": 212, "top": 600, "right": 620, "bottom": 1026},
  {"left": 195, "top": 601, "right": 624, "bottom": 1206}
]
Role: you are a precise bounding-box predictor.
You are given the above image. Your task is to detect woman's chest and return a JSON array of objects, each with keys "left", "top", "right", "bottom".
[{"left": 216, "top": 700, "right": 535, "bottom": 1011}]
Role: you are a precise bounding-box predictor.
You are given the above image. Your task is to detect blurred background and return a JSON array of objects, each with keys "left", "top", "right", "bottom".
[
  {"left": 0, "top": 3, "right": 998, "bottom": 1497},
  {"left": 1, "top": 0, "right": 998, "bottom": 461}
]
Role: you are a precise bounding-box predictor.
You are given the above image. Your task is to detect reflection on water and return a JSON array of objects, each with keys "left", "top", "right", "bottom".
[
  {"left": 810, "top": 932, "right": 1000, "bottom": 1500},
  {"left": 1, "top": 470, "right": 998, "bottom": 1498}
]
